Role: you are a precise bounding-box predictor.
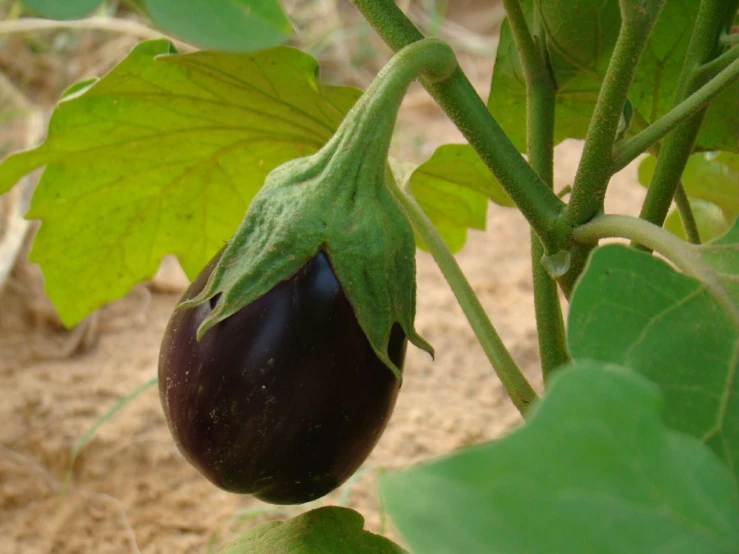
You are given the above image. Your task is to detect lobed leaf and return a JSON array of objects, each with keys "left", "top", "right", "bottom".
[
  {"left": 406, "top": 144, "right": 513, "bottom": 252},
  {"left": 0, "top": 39, "right": 360, "bottom": 327},
  {"left": 219, "top": 506, "right": 407, "bottom": 554},
  {"left": 568, "top": 244, "right": 739, "bottom": 480},
  {"left": 141, "top": 0, "right": 292, "bottom": 52},
  {"left": 381, "top": 362, "right": 739, "bottom": 554}
]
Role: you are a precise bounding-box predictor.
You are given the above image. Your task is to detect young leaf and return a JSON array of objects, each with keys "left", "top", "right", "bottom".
[
  {"left": 568, "top": 244, "right": 739, "bottom": 480},
  {"left": 218, "top": 506, "right": 407, "bottom": 554},
  {"left": 664, "top": 198, "right": 731, "bottom": 243},
  {"left": 141, "top": 0, "right": 292, "bottom": 52},
  {"left": 381, "top": 362, "right": 739, "bottom": 554},
  {"left": 406, "top": 144, "right": 513, "bottom": 252},
  {"left": 20, "top": 0, "right": 102, "bottom": 19},
  {"left": 639, "top": 153, "right": 739, "bottom": 219},
  {"left": 0, "top": 40, "right": 360, "bottom": 327}
]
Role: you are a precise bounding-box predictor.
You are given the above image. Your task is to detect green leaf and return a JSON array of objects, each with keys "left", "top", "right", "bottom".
[
  {"left": 665, "top": 198, "right": 731, "bottom": 242},
  {"left": 625, "top": 0, "right": 737, "bottom": 153},
  {"left": 407, "top": 144, "right": 512, "bottom": 253},
  {"left": 381, "top": 362, "right": 739, "bottom": 554},
  {"left": 568, "top": 244, "right": 739, "bottom": 480},
  {"left": 487, "top": 0, "right": 614, "bottom": 151},
  {"left": 142, "top": 0, "right": 292, "bottom": 52},
  {"left": 638, "top": 152, "right": 739, "bottom": 218},
  {"left": 698, "top": 219, "right": 739, "bottom": 302},
  {"left": 20, "top": 0, "right": 102, "bottom": 19},
  {"left": 538, "top": 0, "right": 621, "bottom": 82},
  {"left": 488, "top": 0, "right": 737, "bottom": 152},
  {"left": 219, "top": 506, "right": 407, "bottom": 554},
  {"left": 0, "top": 39, "right": 360, "bottom": 327}
]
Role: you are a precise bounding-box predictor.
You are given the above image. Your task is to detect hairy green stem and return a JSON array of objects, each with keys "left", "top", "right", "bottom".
[
  {"left": 350, "top": 0, "right": 564, "bottom": 252},
  {"left": 386, "top": 172, "right": 538, "bottom": 416},
  {"left": 326, "top": 38, "right": 457, "bottom": 182},
  {"left": 558, "top": 0, "right": 665, "bottom": 293},
  {"left": 613, "top": 54, "right": 739, "bottom": 171},
  {"left": 572, "top": 215, "right": 739, "bottom": 327},
  {"left": 674, "top": 183, "right": 701, "bottom": 244},
  {"left": 696, "top": 39, "right": 739, "bottom": 81},
  {"left": 638, "top": 0, "right": 739, "bottom": 229},
  {"left": 563, "top": 1, "right": 664, "bottom": 227},
  {"left": 501, "top": 0, "right": 540, "bottom": 83},
  {"left": 503, "top": 0, "right": 570, "bottom": 379}
]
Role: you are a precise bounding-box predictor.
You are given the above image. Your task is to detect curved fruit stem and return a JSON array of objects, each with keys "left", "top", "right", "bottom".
[
  {"left": 322, "top": 38, "right": 457, "bottom": 180},
  {"left": 350, "top": 0, "right": 564, "bottom": 254},
  {"left": 386, "top": 170, "right": 539, "bottom": 417},
  {"left": 572, "top": 215, "right": 739, "bottom": 327}
]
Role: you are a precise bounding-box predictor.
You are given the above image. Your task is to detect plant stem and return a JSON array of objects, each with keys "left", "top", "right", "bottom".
[
  {"left": 350, "top": 0, "right": 564, "bottom": 253},
  {"left": 695, "top": 39, "right": 739, "bottom": 81},
  {"left": 563, "top": 1, "right": 664, "bottom": 229},
  {"left": 674, "top": 183, "right": 701, "bottom": 244},
  {"left": 558, "top": 0, "right": 665, "bottom": 293},
  {"left": 326, "top": 38, "right": 458, "bottom": 184},
  {"left": 613, "top": 54, "right": 739, "bottom": 171},
  {"left": 502, "top": 0, "right": 569, "bottom": 379},
  {"left": 572, "top": 214, "right": 739, "bottom": 327},
  {"left": 386, "top": 173, "right": 538, "bottom": 416},
  {"left": 638, "top": 0, "right": 739, "bottom": 229}
]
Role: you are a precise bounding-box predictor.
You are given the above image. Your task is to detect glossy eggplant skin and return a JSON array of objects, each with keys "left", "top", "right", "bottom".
[{"left": 158, "top": 250, "right": 407, "bottom": 505}]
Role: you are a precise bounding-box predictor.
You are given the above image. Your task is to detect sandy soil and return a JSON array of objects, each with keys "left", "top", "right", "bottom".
[{"left": 0, "top": 5, "right": 647, "bottom": 552}]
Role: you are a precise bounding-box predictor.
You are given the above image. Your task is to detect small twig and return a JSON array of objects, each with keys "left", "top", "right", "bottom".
[{"left": 0, "top": 17, "right": 196, "bottom": 52}]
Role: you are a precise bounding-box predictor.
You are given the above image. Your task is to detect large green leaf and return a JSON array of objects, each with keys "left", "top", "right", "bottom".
[
  {"left": 406, "top": 144, "right": 512, "bottom": 252},
  {"left": 142, "top": 0, "right": 292, "bottom": 52},
  {"left": 698, "top": 219, "right": 739, "bottom": 301},
  {"left": 381, "top": 362, "right": 739, "bottom": 554},
  {"left": 219, "top": 507, "right": 407, "bottom": 554},
  {"left": 488, "top": 0, "right": 738, "bottom": 153},
  {"left": 568, "top": 244, "right": 739, "bottom": 480},
  {"left": 639, "top": 152, "right": 739, "bottom": 218},
  {"left": 20, "top": 0, "right": 102, "bottom": 19},
  {"left": 0, "top": 40, "right": 360, "bottom": 327}
]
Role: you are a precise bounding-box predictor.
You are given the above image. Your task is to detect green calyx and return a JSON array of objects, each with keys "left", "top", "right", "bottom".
[{"left": 179, "top": 38, "right": 457, "bottom": 378}]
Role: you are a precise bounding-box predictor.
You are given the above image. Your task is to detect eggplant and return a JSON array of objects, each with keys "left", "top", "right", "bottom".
[{"left": 158, "top": 250, "right": 407, "bottom": 505}]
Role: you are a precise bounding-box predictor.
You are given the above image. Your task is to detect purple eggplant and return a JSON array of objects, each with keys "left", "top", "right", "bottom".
[{"left": 158, "top": 250, "right": 406, "bottom": 505}]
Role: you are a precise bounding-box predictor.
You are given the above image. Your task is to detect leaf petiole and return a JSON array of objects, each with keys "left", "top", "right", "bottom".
[{"left": 572, "top": 214, "right": 739, "bottom": 327}]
